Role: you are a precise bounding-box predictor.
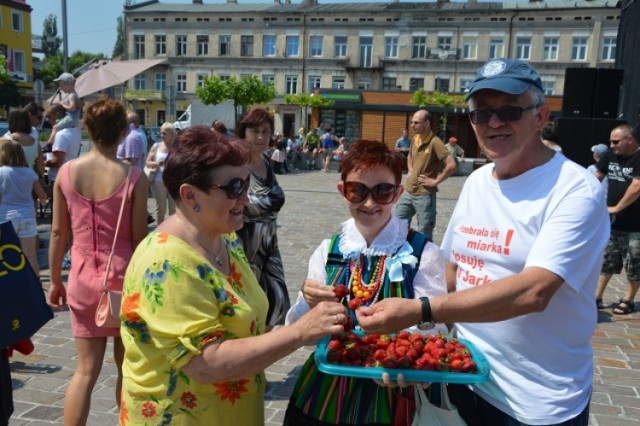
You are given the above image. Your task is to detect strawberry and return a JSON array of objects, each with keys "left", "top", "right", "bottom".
[
  {"left": 333, "top": 284, "right": 349, "bottom": 299},
  {"left": 327, "top": 339, "right": 342, "bottom": 351},
  {"left": 348, "top": 297, "right": 362, "bottom": 311}
]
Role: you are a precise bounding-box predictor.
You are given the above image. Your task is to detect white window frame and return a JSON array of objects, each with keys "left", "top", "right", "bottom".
[
  {"left": 262, "top": 74, "right": 275, "bottom": 85},
  {"left": 412, "top": 36, "right": 427, "bottom": 59},
  {"left": 11, "top": 10, "right": 23, "bottom": 32},
  {"left": 571, "top": 37, "right": 588, "bottom": 61},
  {"left": 133, "top": 34, "right": 145, "bottom": 59},
  {"left": 285, "top": 75, "right": 298, "bottom": 94},
  {"left": 155, "top": 72, "right": 166, "bottom": 91},
  {"left": 543, "top": 37, "right": 559, "bottom": 61},
  {"left": 334, "top": 36, "right": 347, "bottom": 58},
  {"left": 286, "top": 36, "right": 300, "bottom": 57},
  {"left": 332, "top": 77, "right": 345, "bottom": 89},
  {"left": 197, "top": 74, "right": 207, "bottom": 88},
  {"left": 134, "top": 73, "right": 145, "bottom": 90},
  {"left": 385, "top": 36, "right": 399, "bottom": 58},
  {"left": 176, "top": 35, "right": 187, "bottom": 56},
  {"left": 309, "top": 75, "right": 322, "bottom": 90},
  {"left": 155, "top": 34, "right": 166, "bottom": 56},
  {"left": 263, "top": 35, "right": 276, "bottom": 57},
  {"left": 601, "top": 35, "right": 616, "bottom": 61},
  {"left": 310, "top": 35, "right": 323, "bottom": 57},
  {"left": 515, "top": 37, "right": 531, "bottom": 60},
  {"left": 462, "top": 35, "right": 477, "bottom": 60},
  {"left": 489, "top": 38, "right": 504, "bottom": 59},
  {"left": 219, "top": 35, "right": 231, "bottom": 56},
  {"left": 197, "top": 35, "right": 209, "bottom": 56}
]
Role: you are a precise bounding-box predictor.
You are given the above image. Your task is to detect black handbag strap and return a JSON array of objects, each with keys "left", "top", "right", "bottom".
[{"left": 102, "top": 166, "right": 132, "bottom": 292}]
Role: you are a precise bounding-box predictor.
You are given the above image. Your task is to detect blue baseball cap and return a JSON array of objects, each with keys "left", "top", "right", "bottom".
[
  {"left": 591, "top": 144, "right": 609, "bottom": 156},
  {"left": 465, "top": 59, "right": 543, "bottom": 101}
]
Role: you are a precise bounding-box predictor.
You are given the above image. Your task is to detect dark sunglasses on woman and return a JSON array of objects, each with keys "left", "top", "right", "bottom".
[
  {"left": 210, "top": 176, "right": 250, "bottom": 199},
  {"left": 342, "top": 181, "right": 398, "bottom": 205}
]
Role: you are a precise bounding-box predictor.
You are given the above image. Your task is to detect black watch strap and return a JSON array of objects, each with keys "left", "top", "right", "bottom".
[{"left": 420, "top": 297, "right": 432, "bottom": 323}]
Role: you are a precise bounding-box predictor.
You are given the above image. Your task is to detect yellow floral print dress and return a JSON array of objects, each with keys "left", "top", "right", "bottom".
[{"left": 119, "top": 232, "right": 269, "bottom": 426}]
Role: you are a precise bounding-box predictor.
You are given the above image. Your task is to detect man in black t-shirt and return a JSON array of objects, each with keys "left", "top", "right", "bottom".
[{"left": 595, "top": 124, "right": 640, "bottom": 315}]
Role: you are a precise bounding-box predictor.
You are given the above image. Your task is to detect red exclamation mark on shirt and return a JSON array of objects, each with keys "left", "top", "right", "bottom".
[{"left": 504, "top": 229, "right": 514, "bottom": 255}]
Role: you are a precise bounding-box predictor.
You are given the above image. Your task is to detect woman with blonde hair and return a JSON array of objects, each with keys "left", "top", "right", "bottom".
[
  {"left": 0, "top": 139, "right": 48, "bottom": 275},
  {"left": 145, "top": 122, "right": 177, "bottom": 224},
  {"left": 48, "top": 98, "right": 148, "bottom": 425}
]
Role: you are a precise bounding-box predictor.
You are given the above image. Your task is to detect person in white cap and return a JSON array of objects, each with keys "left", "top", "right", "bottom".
[
  {"left": 357, "top": 58, "right": 609, "bottom": 425},
  {"left": 587, "top": 143, "right": 609, "bottom": 196},
  {"left": 46, "top": 72, "right": 83, "bottom": 147}
]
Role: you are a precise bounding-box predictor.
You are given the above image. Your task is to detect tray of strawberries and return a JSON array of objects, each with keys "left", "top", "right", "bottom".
[{"left": 315, "top": 330, "right": 489, "bottom": 383}]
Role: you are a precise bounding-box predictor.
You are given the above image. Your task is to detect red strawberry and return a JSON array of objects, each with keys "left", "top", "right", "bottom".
[
  {"left": 327, "top": 339, "right": 342, "bottom": 351},
  {"left": 333, "top": 285, "right": 349, "bottom": 299},
  {"left": 348, "top": 297, "right": 362, "bottom": 311}
]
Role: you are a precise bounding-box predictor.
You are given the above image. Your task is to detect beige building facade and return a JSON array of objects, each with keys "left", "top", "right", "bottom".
[{"left": 123, "top": 0, "right": 621, "bottom": 130}]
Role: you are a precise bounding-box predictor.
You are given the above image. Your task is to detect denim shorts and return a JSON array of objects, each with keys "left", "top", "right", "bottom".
[
  {"left": 6, "top": 216, "right": 38, "bottom": 238},
  {"left": 601, "top": 230, "right": 640, "bottom": 281}
]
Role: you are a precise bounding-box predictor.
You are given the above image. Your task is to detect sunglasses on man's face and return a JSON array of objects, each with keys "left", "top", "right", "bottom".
[
  {"left": 210, "top": 176, "right": 250, "bottom": 199},
  {"left": 342, "top": 181, "right": 398, "bottom": 205},
  {"left": 469, "top": 104, "right": 538, "bottom": 125}
]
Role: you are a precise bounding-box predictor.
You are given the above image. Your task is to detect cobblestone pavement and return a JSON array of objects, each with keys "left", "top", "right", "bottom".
[{"left": 8, "top": 163, "right": 640, "bottom": 425}]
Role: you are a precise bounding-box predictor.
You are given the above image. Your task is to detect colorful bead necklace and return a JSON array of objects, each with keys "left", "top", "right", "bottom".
[{"left": 347, "top": 254, "right": 387, "bottom": 306}]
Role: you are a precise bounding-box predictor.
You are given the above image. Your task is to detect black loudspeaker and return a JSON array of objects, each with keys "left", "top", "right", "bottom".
[
  {"left": 555, "top": 117, "right": 627, "bottom": 167},
  {"left": 555, "top": 117, "right": 593, "bottom": 167},
  {"left": 592, "top": 68, "right": 624, "bottom": 119},
  {"left": 562, "top": 68, "right": 597, "bottom": 118}
]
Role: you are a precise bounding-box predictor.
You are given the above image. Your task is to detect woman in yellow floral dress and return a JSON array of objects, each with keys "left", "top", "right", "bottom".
[{"left": 119, "top": 126, "right": 346, "bottom": 426}]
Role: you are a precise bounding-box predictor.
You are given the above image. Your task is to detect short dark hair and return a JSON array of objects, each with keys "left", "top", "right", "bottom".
[
  {"left": 541, "top": 122, "right": 559, "bottom": 143},
  {"left": 234, "top": 107, "right": 274, "bottom": 138},
  {"left": 8, "top": 109, "right": 32, "bottom": 134},
  {"left": 23, "top": 102, "right": 44, "bottom": 116},
  {"left": 340, "top": 139, "right": 404, "bottom": 185},
  {"left": 163, "top": 126, "right": 249, "bottom": 200}
]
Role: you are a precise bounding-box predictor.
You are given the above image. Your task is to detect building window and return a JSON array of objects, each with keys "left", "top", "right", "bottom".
[
  {"left": 197, "top": 74, "right": 207, "bottom": 88},
  {"left": 309, "top": 76, "right": 321, "bottom": 90},
  {"left": 572, "top": 37, "right": 588, "bottom": 60},
  {"left": 409, "top": 78, "right": 423, "bottom": 91},
  {"left": 462, "top": 36, "right": 477, "bottom": 60},
  {"left": 11, "top": 11, "right": 23, "bottom": 32},
  {"left": 154, "top": 35, "right": 166, "bottom": 55},
  {"left": 241, "top": 35, "right": 254, "bottom": 56},
  {"left": 286, "top": 36, "right": 299, "bottom": 57},
  {"left": 435, "top": 77, "right": 449, "bottom": 92},
  {"left": 332, "top": 77, "right": 345, "bottom": 89},
  {"left": 197, "top": 35, "right": 209, "bottom": 56},
  {"left": 489, "top": 38, "right": 504, "bottom": 59},
  {"left": 263, "top": 35, "right": 276, "bottom": 57},
  {"left": 357, "top": 79, "right": 371, "bottom": 90},
  {"left": 601, "top": 36, "right": 616, "bottom": 61},
  {"left": 412, "top": 37, "right": 427, "bottom": 59},
  {"left": 516, "top": 37, "right": 531, "bottom": 60},
  {"left": 541, "top": 80, "right": 555, "bottom": 96},
  {"left": 176, "top": 74, "right": 187, "bottom": 93},
  {"left": 155, "top": 72, "right": 166, "bottom": 91},
  {"left": 134, "top": 74, "right": 145, "bottom": 90},
  {"left": 285, "top": 75, "right": 298, "bottom": 94},
  {"left": 438, "top": 36, "right": 452, "bottom": 50},
  {"left": 310, "top": 35, "right": 323, "bottom": 57},
  {"left": 385, "top": 37, "right": 398, "bottom": 58},
  {"left": 219, "top": 75, "right": 230, "bottom": 81},
  {"left": 334, "top": 36, "right": 347, "bottom": 58},
  {"left": 359, "top": 37, "right": 373, "bottom": 67},
  {"left": 262, "top": 74, "right": 275, "bottom": 85},
  {"left": 176, "top": 35, "right": 187, "bottom": 56},
  {"left": 219, "top": 35, "right": 231, "bottom": 56},
  {"left": 382, "top": 78, "right": 397, "bottom": 91},
  {"left": 133, "top": 35, "right": 145, "bottom": 59},
  {"left": 543, "top": 38, "right": 559, "bottom": 61},
  {"left": 12, "top": 50, "right": 25, "bottom": 73}
]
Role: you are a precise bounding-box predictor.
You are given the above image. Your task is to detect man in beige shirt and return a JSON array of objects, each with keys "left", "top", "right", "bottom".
[{"left": 395, "top": 109, "right": 457, "bottom": 239}]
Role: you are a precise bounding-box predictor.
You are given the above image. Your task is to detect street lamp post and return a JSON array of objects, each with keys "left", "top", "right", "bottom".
[{"left": 61, "top": 0, "right": 69, "bottom": 72}]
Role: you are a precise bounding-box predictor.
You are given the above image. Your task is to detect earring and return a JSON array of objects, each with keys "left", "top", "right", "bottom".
[{"left": 193, "top": 204, "right": 200, "bottom": 213}]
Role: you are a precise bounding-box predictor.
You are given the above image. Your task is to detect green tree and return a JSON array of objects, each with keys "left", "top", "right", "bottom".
[
  {"left": 42, "top": 14, "right": 61, "bottom": 58},
  {"left": 284, "top": 93, "right": 334, "bottom": 130},
  {"left": 112, "top": 1, "right": 132, "bottom": 58},
  {"left": 0, "top": 59, "right": 22, "bottom": 111},
  {"left": 196, "top": 76, "right": 277, "bottom": 123}
]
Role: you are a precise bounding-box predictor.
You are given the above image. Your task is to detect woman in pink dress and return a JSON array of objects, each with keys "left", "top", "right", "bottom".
[{"left": 48, "top": 99, "right": 149, "bottom": 425}]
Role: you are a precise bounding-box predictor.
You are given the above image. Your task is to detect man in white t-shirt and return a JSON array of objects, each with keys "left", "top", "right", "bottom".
[
  {"left": 356, "top": 59, "right": 609, "bottom": 425},
  {"left": 44, "top": 104, "right": 82, "bottom": 185}
]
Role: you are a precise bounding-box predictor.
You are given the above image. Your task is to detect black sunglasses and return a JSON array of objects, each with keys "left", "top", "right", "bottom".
[
  {"left": 342, "top": 181, "right": 398, "bottom": 205},
  {"left": 609, "top": 135, "right": 628, "bottom": 145},
  {"left": 210, "top": 176, "right": 250, "bottom": 199},
  {"left": 469, "top": 104, "right": 539, "bottom": 125}
]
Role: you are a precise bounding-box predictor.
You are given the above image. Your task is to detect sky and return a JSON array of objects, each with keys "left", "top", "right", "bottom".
[{"left": 27, "top": 0, "right": 403, "bottom": 58}]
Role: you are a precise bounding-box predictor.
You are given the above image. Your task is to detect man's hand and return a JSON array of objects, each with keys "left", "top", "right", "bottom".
[
  {"left": 355, "top": 298, "right": 421, "bottom": 334},
  {"left": 417, "top": 174, "right": 437, "bottom": 188}
]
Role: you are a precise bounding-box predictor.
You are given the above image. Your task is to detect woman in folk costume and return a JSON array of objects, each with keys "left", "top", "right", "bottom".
[{"left": 284, "top": 139, "right": 448, "bottom": 425}]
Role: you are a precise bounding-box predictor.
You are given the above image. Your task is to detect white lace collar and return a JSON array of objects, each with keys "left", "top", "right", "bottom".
[{"left": 338, "top": 215, "right": 409, "bottom": 258}]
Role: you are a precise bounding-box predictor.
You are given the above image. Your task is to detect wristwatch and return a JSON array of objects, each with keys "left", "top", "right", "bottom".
[{"left": 417, "top": 297, "right": 435, "bottom": 330}]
